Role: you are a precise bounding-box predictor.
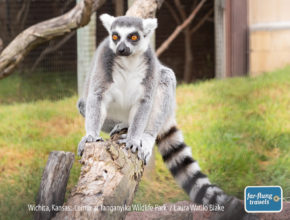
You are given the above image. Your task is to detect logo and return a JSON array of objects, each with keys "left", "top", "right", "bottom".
[{"left": 244, "top": 186, "right": 283, "bottom": 213}]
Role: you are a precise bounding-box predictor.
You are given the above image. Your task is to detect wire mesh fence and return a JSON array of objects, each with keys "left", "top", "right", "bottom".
[
  {"left": 0, "top": 0, "right": 78, "bottom": 103},
  {"left": 0, "top": 0, "right": 215, "bottom": 103}
]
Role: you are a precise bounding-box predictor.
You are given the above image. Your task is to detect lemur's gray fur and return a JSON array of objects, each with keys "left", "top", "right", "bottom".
[{"left": 77, "top": 14, "right": 257, "bottom": 220}]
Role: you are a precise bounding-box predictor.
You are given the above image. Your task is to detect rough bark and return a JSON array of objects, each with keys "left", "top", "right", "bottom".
[
  {"left": 0, "top": 0, "right": 105, "bottom": 80},
  {"left": 126, "top": 0, "right": 164, "bottom": 18},
  {"left": 114, "top": 0, "right": 125, "bottom": 16},
  {"left": 53, "top": 132, "right": 144, "bottom": 220},
  {"left": 35, "top": 151, "right": 75, "bottom": 220}
]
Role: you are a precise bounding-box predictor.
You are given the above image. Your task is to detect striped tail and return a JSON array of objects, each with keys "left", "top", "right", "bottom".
[{"left": 156, "top": 126, "right": 255, "bottom": 220}]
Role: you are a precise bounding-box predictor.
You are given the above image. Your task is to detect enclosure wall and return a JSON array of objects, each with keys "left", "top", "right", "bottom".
[{"left": 249, "top": 0, "right": 290, "bottom": 76}]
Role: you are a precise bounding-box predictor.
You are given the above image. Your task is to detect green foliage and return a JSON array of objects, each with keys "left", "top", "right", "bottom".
[{"left": 0, "top": 67, "right": 289, "bottom": 219}]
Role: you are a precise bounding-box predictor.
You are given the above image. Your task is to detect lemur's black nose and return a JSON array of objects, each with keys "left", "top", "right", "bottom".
[
  {"left": 118, "top": 47, "right": 125, "bottom": 54},
  {"left": 117, "top": 42, "right": 130, "bottom": 56}
]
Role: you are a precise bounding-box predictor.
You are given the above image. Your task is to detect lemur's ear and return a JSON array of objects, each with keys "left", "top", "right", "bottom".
[
  {"left": 143, "top": 18, "right": 158, "bottom": 36},
  {"left": 99, "top": 14, "right": 115, "bottom": 32}
]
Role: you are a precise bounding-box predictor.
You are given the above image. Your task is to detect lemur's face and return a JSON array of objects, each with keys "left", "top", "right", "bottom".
[{"left": 100, "top": 14, "right": 157, "bottom": 56}]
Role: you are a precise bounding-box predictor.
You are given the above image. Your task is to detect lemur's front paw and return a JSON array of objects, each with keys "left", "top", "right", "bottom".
[
  {"left": 118, "top": 134, "right": 154, "bottom": 165},
  {"left": 138, "top": 143, "right": 153, "bottom": 165},
  {"left": 77, "top": 135, "right": 103, "bottom": 156}
]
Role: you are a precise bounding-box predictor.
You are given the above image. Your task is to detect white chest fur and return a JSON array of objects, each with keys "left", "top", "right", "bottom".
[{"left": 106, "top": 55, "right": 147, "bottom": 122}]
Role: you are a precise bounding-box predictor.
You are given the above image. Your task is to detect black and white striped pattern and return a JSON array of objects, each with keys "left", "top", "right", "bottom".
[
  {"left": 156, "top": 126, "right": 226, "bottom": 205},
  {"left": 156, "top": 126, "right": 252, "bottom": 220}
]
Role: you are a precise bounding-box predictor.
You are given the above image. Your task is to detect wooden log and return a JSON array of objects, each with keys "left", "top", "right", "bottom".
[
  {"left": 53, "top": 132, "right": 144, "bottom": 219},
  {"left": 35, "top": 151, "right": 75, "bottom": 220}
]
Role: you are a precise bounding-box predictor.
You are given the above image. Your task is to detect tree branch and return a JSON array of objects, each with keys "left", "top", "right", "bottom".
[
  {"left": 62, "top": 0, "right": 76, "bottom": 13},
  {"left": 174, "top": 0, "right": 187, "bottom": 21},
  {"left": 156, "top": 0, "right": 207, "bottom": 57},
  {"left": 190, "top": 8, "right": 213, "bottom": 34},
  {"left": 0, "top": 0, "right": 106, "bottom": 80},
  {"left": 30, "top": 31, "right": 76, "bottom": 72},
  {"left": 15, "top": 0, "right": 30, "bottom": 30},
  {"left": 164, "top": 1, "right": 181, "bottom": 25},
  {"left": 30, "top": 0, "right": 78, "bottom": 72},
  {"left": 92, "top": 0, "right": 106, "bottom": 11},
  {"left": 126, "top": 0, "right": 164, "bottom": 18}
]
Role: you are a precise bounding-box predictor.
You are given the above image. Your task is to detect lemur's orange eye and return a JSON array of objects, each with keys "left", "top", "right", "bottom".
[
  {"left": 131, "top": 35, "right": 138, "bottom": 41},
  {"left": 112, "top": 35, "right": 118, "bottom": 41}
]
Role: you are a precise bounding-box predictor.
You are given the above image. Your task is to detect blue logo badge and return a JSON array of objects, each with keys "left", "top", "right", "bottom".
[{"left": 244, "top": 186, "right": 283, "bottom": 213}]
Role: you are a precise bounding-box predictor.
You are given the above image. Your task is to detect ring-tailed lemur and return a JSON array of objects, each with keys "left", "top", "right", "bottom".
[{"left": 77, "top": 14, "right": 257, "bottom": 220}]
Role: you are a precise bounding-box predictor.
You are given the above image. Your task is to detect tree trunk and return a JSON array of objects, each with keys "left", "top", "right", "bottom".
[
  {"left": 53, "top": 136, "right": 144, "bottom": 219},
  {"left": 126, "top": 0, "right": 164, "bottom": 18},
  {"left": 114, "top": 0, "right": 124, "bottom": 16},
  {"left": 35, "top": 151, "right": 75, "bottom": 220}
]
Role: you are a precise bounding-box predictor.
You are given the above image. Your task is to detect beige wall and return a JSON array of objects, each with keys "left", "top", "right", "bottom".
[
  {"left": 249, "top": 0, "right": 290, "bottom": 75},
  {"left": 250, "top": 30, "right": 290, "bottom": 76},
  {"left": 249, "top": 0, "right": 290, "bottom": 25}
]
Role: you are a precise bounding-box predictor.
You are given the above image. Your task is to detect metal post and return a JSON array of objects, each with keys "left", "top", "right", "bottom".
[
  {"left": 214, "top": 0, "right": 226, "bottom": 78},
  {"left": 77, "top": 0, "right": 96, "bottom": 96}
]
